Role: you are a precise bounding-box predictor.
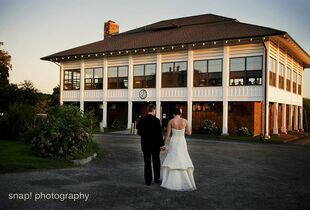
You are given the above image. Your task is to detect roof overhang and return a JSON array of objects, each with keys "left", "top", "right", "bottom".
[{"left": 272, "top": 34, "right": 310, "bottom": 69}]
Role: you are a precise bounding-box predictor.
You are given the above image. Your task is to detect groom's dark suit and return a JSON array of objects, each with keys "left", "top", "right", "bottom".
[{"left": 138, "top": 114, "right": 164, "bottom": 185}]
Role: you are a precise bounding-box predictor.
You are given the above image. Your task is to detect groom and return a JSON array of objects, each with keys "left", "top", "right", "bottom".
[{"left": 137, "top": 104, "right": 165, "bottom": 185}]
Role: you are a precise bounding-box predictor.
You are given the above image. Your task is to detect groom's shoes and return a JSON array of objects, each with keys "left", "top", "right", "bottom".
[
  {"left": 154, "top": 179, "right": 161, "bottom": 184},
  {"left": 145, "top": 182, "right": 151, "bottom": 186}
]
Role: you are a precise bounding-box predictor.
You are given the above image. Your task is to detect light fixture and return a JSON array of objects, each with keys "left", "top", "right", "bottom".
[
  {"left": 162, "top": 47, "right": 165, "bottom": 50},
  {"left": 238, "top": 39, "right": 241, "bottom": 42},
  {"left": 88, "top": 54, "right": 91, "bottom": 57},
  {"left": 102, "top": 53, "right": 105, "bottom": 56},
  {"left": 81, "top": 55, "right": 84, "bottom": 58},
  {"left": 143, "top": 49, "right": 146, "bottom": 52},
  {"left": 171, "top": 46, "right": 174, "bottom": 49},
  {"left": 68, "top": 57, "right": 70, "bottom": 59},
  {"left": 192, "top": 44, "right": 195, "bottom": 47},
  {"left": 214, "top": 41, "right": 216, "bottom": 45},
  {"left": 181, "top": 45, "right": 184, "bottom": 48},
  {"left": 95, "top": 54, "right": 98, "bottom": 56},
  {"left": 62, "top": 57, "right": 64, "bottom": 60},
  {"left": 118, "top": 51, "right": 121, "bottom": 54},
  {"left": 126, "top": 51, "right": 129, "bottom": 53},
  {"left": 134, "top": 50, "right": 137, "bottom": 53},
  {"left": 225, "top": 40, "right": 228, "bottom": 44},
  {"left": 202, "top": 43, "right": 205, "bottom": 46},
  {"left": 110, "top": 52, "right": 113, "bottom": 55},
  {"left": 250, "top": 38, "right": 253, "bottom": 41},
  {"left": 153, "top": 48, "right": 156, "bottom": 51},
  {"left": 74, "top": 56, "right": 77, "bottom": 58}
]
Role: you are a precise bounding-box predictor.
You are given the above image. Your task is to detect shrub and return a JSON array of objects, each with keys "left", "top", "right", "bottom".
[
  {"left": 0, "top": 103, "right": 35, "bottom": 140},
  {"left": 237, "top": 127, "right": 252, "bottom": 136},
  {"left": 32, "top": 105, "right": 94, "bottom": 158},
  {"left": 199, "top": 119, "right": 221, "bottom": 135}
]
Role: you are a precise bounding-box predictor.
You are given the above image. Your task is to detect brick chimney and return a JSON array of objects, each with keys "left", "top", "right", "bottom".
[{"left": 104, "top": 20, "right": 119, "bottom": 39}]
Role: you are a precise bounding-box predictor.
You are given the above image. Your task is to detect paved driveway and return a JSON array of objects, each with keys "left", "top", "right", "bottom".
[{"left": 1, "top": 134, "right": 310, "bottom": 210}]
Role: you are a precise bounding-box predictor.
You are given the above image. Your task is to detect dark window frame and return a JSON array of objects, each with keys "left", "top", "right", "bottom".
[
  {"left": 108, "top": 65, "right": 129, "bottom": 89},
  {"left": 84, "top": 67, "right": 103, "bottom": 90},
  {"left": 64, "top": 69, "right": 80, "bottom": 90},
  {"left": 162, "top": 61, "right": 188, "bottom": 88},
  {"left": 133, "top": 63, "right": 156, "bottom": 88},
  {"left": 229, "top": 56, "right": 263, "bottom": 86},
  {"left": 194, "top": 58, "right": 223, "bottom": 87}
]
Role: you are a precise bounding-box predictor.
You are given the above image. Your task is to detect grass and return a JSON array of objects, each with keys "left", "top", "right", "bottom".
[
  {"left": 0, "top": 140, "right": 75, "bottom": 174},
  {"left": 67, "top": 141, "right": 101, "bottom": 160}
]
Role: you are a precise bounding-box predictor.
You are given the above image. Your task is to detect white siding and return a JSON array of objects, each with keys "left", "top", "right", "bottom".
[
  {"left": 107, "top": 56, "right": 129, "bottom": 66},
  {"left": 63, "top": 61, "right": 80, "bottom": 70},
  {"left": 193, "top": 47, "right": 223, "bottom": 60},
  {"left": 161, "top": 51, "right": 187, "bottom": 62},
  {"left": 84, "top": 58, "right": 103, "bottom": 68},
  {"left": 132, "top": 54, "right": 157, "bottom": 65},
  {"left": 63, "top": 90, "right": 80, "bottom": 101},
  {"left": 230, "top": 43, "right": 264, "bottom": 57}
]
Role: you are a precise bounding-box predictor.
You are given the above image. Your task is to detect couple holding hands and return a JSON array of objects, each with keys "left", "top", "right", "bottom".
[{"left": 138, "top": 104, "right": 196, "bottom": 191}]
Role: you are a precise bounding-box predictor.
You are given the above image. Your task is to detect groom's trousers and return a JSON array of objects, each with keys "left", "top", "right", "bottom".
[{"left": 143, "top": 150, "right": 160, "bottom": 184}]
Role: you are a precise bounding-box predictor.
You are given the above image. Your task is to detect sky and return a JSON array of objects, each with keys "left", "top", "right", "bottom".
[{"left": 1, "top": 0, "right": 310, "bottom": 97}]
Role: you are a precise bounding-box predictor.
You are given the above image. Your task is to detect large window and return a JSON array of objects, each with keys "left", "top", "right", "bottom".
[
  {"left": 133, "top": 64, "right": 156, "bottom": 88},
  {"left": 194, "top": 59, "right": 222, "bottom": 87},
  {"left": 286, "top": 68, "right": 291, "bottom": 91},
  {"left": 229, "top": 56, "right": 263, "bottom": 86},
  {"left": 293, "top": 71, "right": 297, "bottom": 93},
  {"left": 64, "top": 69, "right": 80, "bottom": 90},
  {"left": 85, "top": 67, "right": 103, "bottom": 90},
  {"left": 278, "top": 63, "right": 285, "bottom": 89},
  {"left": 108, "top": 66, "right": 128, "bottom": 89},
  {"left": 269, "top": 57, "right": 277, "bottom": 86},
  {"left": 298, "top": 74, "right": 302, "bottom": 95},
  {"left": 162, "top": 61, "right": 187, "bottom": 87}
]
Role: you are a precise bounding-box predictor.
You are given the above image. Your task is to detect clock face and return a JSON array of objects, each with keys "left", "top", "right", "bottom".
[{"left": 139, "top": 89, "right": 147, "bottom": 99}]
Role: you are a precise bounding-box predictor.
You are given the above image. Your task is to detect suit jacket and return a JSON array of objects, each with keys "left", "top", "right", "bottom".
[{"left": 137, "top": 114, "right": 164, "bottom": 152}]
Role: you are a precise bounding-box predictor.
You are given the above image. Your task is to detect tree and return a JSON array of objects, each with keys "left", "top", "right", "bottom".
[{"left": 0, "top": 43, "right": 12, "bottom": 85}]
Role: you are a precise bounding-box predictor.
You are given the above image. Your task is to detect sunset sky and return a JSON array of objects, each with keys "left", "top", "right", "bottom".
[{"left": 1, "top": 0, "right": 309, "bottom": 97}]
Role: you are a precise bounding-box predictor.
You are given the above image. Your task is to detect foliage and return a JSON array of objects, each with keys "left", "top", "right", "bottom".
[
  {"left": 303, "top": 98, "right": 310, "bottom": 132},
  {"left": 0, "top": 46, "right": 12, "bottom": 86},
  {"left": 199, "top": 119, "right": 221, "bottom": 135},
  {"left": 49, "top": 85, "right": 60, "bottom": 107},
  {"left": 0, "top": 103, "right": 36, "bottom": 140},
  {"left": 237, "top": 127, "right": 252, "bottom": 136},
  {"left": 32, "top": 105, "right": 95, "bottom": 158}
]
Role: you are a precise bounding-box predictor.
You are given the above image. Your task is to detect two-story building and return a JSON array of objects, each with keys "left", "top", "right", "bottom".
[{"left": 41, "top": 14, "right": 310, "bottom": 137}]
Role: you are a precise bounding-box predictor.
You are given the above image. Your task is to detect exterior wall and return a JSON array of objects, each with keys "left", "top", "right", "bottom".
[{"left": 59, "top": 41, "right": 304, "bottom": 134}]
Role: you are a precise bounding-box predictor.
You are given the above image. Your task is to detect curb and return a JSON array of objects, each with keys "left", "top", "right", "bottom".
[{"left": 71, "top": 153, "right": 97, "bottom": 165}]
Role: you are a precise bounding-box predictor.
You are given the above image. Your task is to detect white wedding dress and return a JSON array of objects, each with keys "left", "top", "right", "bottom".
[{"left": 161, "top": 128, "right": 196, "bottom": 191}]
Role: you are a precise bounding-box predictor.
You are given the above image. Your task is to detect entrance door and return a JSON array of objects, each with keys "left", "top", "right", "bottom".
[{"left": 161, "top": 102, "right": 187, "bottom": 128}]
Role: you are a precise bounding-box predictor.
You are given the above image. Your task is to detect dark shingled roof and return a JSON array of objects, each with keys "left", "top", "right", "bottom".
[{"left": 41, "top": 14, "right": 286, "bottom": 60}]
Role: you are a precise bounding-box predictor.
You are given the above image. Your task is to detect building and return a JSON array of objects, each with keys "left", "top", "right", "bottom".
[{"left": 41, "top": 14, "right": 310, "bottom": 137}]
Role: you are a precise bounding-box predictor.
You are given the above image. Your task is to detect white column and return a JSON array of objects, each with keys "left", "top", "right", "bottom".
[
  {"left": 156, "top": 53, "right": 162, "bottom": 119},
  {"left": 102, "top": 57, "right": 108, "bottom": 127},
  {"left": 281, "top": 103, "right": 287, "bottom": 133},
  {"left": 275, "top": 44, "right": 279, "bottom": 88},
  {"left": 127, "top": 101, "right": 133, "bottom": 129},
  {"left": 222, "top": 46, "right": 229, "bottom": 135},
  {"left": 288, "top": 104, "right": 293, "bottom": 131},
  {"left": 80, "top": 60, "right": 85, "bottom": 112},
  {"left": 264, "top": 40, "right": 270, "bottom": 139},
  {"left": 187, "top": 49, "right": 193, "bottom": 128},
  {"left": 59, "top": 63, "right": 64, "bottom": 105},
  {"left": 273, "top": 102, "right": 278, "bottom": 135},
  {"left": 299, "top": 106, "right": 303, "bottom": 131},
  {"left": 127, "top": 55, "right": 133, "bottom": 129},
  {"left": 294, "top": 105, "right": 298, "bottom": 130}
]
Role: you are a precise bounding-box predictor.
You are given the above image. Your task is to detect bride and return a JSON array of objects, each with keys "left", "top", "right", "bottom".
[{"left": 161, "top": 108, "right": 196, "bottom": 191}]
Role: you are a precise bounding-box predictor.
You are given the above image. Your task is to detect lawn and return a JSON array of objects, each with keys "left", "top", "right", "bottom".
[{"left": 0, "top": 140, "right": 74, "bottom": 174}]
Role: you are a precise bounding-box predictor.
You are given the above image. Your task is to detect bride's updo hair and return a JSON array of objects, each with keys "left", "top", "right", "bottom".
[{"left": 173, "top": 107, "right": 181, "bottom": 116}]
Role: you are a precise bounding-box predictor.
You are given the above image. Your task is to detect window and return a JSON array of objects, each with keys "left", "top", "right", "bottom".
[
  {"left": 230, "top": 56, "right": 263, "bottom": 86},
  {"left": 108, "top": 66, "right": 128, "bottom": 89},
  {"left": 133, "top": 64, "right": 156, "bottom": 88},
  {"left": 64, "top": 69, "right": 80, "bottom": 90},
  {"left": 278, "top": 63, "right": 285, "bottom": 89},
  {"left": 194, "top": 59, "right": 222, "bottom": 87},
  {"left": 293, "top": 71, "right": 297, "bottom": 93},
  {"left": 269, "top": 57, "right": 277, "bottom": 86},
  {"left": 85, "top": 67, "right": 103, "bottom": 89},
  {"left": 298, "top": 74, "right": 302, "bottom": 95},
  {"left": 162, "top": 61, "right": 187, "bottom": 87},
  {"left": 286, "top": 68, "right": 291, "bottom": 91}
]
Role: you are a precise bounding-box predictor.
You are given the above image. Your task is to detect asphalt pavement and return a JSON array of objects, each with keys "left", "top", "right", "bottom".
[{"left": 0, "top": 134, "right": 310, "bottom": 210}]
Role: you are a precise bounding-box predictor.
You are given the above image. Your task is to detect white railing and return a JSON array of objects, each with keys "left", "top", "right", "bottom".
[
  {"left": 268, "top": 86, "right": 302, "bottom": 105},
  {"left": 192, "top": 87, "right": 223, "bottom": 101},
  {"left": 84, "top": 90, "right": 103, "bottom": 101},
  {"left": 161, "top": 88, "right": 187, "bottom": 101},
  {"left": 63, "top": 90, "right": 80, "bottom": 101},
  {"left": 107, "top": 89, "right": 128, "bottom": 101},
  {"left": 228, "top": 86, "right": 263, "bottom": 101}
]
